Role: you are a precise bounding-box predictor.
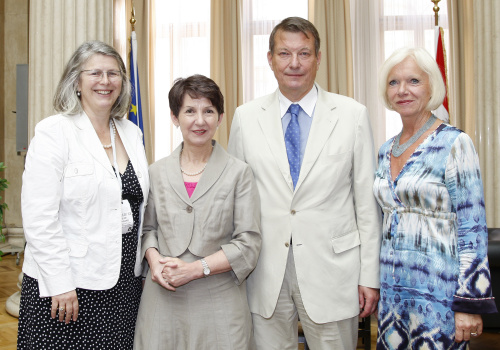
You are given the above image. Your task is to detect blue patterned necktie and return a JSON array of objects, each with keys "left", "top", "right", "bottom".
[{"left": 285, "top": 104, "right": 301, "bottom": 189}]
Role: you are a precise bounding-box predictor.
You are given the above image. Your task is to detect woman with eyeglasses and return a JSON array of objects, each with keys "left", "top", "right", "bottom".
[{"left": 18, "top": 40, "right": 149, "bottom": 349}]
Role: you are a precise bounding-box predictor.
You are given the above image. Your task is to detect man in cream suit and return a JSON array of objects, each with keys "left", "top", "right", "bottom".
[{"left": 228, "top": 17, "right": 381, "bottom": 349}]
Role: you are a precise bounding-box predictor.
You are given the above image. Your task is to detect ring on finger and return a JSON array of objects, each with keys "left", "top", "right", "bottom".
[
  {"left": 58, "top": 307, "right": 65, "bottom": 312},
  {"left": 470, "top": 332, "right": 478, "bottom": 336}
]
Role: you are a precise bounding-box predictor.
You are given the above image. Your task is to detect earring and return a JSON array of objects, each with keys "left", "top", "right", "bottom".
[{"left": 77, "top": 91, "right": 81, "bottom": 97}]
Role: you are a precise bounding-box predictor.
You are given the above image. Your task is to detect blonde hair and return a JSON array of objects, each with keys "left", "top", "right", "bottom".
[{"left": 378, "top": 47, "right": 446, "bottom": 112}]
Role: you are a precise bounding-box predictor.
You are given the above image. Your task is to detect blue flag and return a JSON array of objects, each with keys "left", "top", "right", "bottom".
[{"left": 129, "top": 31, "right": 144, "bottom": 144}]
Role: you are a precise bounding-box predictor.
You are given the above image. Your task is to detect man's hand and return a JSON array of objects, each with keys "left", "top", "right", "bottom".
[{"left": 358, "top": 286, "right": 379, "bottom": 318}]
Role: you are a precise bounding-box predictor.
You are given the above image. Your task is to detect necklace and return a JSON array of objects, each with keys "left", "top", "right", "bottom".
[
  {"left": 179, "top": 148, "right": 208, "bottom": 176},
  {"left": 392, "top": 115, "right": 437, "bottom": 157},
  {"left": 102, "top": 120, "right": 116, "bottom": 149}
]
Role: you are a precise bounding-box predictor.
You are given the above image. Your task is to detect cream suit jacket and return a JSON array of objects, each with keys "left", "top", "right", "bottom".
[
  {"left": 22, "top": 113, "right": 149, "bottom": 297},
  {"left": 141, "top": 142, "right": 261, "bottom": 284},
  {"left": 228, "top": 85, "right": 382, "bottom": 323}
]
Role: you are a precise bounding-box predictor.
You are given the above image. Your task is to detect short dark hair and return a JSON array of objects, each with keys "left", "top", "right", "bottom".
[
  {"left": 168, "top": 74, "right": 224, "bottom": 118},
  {"left": 269, "top": 17, "right": 321, "bottom": 56},
  {"left": 53, "top": 40, "right": 131, "bottom": 118}
]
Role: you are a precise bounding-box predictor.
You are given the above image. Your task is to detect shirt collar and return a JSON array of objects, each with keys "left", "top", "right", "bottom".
[{"left": 279, "top": 84, "right": 318, "bottom": 119}]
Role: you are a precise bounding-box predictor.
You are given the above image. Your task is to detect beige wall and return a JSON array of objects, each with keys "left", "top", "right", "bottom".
[
  {"left": 1, "top": 0, "right": 28, "bottom": 229},
  {"left": 0, "top": 2, "right": 4, "bottom": 166}
]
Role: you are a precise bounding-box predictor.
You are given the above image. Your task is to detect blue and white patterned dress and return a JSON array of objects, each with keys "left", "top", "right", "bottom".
[{"left": 373, "top": 122, "right": 497, "bottom": 350}]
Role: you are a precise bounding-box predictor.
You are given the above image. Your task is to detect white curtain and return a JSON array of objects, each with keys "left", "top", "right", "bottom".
[
  {"left": 150, "top": 0, "right": 308, "bottom": 158},
  {"left": 113, "top": 0, "right": 127, "bottom": 62},
  {"left": 350, "top": 0, "right": 384, "bottom": 151},
  {"left": 153, "top": 0, "right": 211, "bottom": 160},
  {"left": 350, "top": 0, "right": 449, "bottom": 150},
  {"left": 240, "top": 0, "right": 308, "bottom": 103}
]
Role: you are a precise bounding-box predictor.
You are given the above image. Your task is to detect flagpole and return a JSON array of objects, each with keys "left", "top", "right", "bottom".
[
  {"left": 432, "top": 0, "right": 441, "bottom": 26},
  {"left": 128, "top": 2, "right": 145, "bottom": 144},
  {"left": 431, "top": 0, "right": 449, "bottom": 123},
  {"left": 130, "top": 5, "right": 136, "bottom": 31}
]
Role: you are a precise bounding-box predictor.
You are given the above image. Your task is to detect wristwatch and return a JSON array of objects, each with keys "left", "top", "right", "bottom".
[{"left": 200, "top": 258, "right": 211, "bottom": 277}]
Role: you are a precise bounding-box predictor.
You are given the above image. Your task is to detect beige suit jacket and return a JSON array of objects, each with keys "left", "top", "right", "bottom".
[
  {"left": 141, "top": 141, "right": 262, "bottom": 284},
  {"left": 228, "top": 85, "right": 382, "bottom": 323}
]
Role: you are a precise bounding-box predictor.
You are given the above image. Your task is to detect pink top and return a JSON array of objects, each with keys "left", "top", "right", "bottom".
[{"left": 184, "top": 182, "right": 198, "bottom": 198}]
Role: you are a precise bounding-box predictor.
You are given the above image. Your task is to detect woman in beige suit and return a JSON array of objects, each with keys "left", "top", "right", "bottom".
[{"left": 134, "top": 75, "right": 261, "bottom": 350}]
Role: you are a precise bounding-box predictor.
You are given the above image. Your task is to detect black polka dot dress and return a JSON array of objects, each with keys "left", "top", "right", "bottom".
[{"left": 18, "top": 160, "right": 144, "bottom": 350}]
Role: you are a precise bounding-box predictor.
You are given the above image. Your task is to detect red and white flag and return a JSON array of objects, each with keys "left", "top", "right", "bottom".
[{"left": 434, "top": 26, "right": 449, "bottom": 123}]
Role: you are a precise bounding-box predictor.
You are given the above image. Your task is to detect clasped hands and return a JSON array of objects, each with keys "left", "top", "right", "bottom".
[{"left": 150, "top": 256, "right": 199, "bottom": 292}]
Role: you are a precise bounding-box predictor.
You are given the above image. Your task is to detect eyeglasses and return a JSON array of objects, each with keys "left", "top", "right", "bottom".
[{"left": 81, "top": 69, "right": 122, "bottom": 82}]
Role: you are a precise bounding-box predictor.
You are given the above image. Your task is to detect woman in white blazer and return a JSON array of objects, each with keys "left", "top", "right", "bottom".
[
  {"left": 18, "top": 41, "right": 149, "bottom": 350},
  {"left": 134, "top": 75, "right": 261, "bottom": 350}
]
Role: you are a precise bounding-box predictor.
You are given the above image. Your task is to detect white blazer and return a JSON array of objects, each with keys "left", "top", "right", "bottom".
[
  {"left": 228, "top": 85, "right": 382, "bottom": 323},
  {"left": 21, "top": 112, "right": 149, "bottom": 297}
]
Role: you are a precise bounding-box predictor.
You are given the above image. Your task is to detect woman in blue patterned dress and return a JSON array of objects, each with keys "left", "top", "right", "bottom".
[{"left": 374, "top": 47, "right": 497, "bottom": 349}]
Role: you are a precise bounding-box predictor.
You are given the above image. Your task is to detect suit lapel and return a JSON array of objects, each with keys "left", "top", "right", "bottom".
[
  {"left": 165, "top": 144, "right": 192, "bottom": 205},
  {"left": 165, "top": 142, "right": 229, "bottom": 204},
  {"left": 258, "top": 91, "right": 294, "bottom": 193},
  {"left": 190, "top": 141, "right": 229, "bottom": 202},
  {"left": 72, "top": 113, "right": 115, "bottom": 176},
  {"left": 295, "top": 86, "right": 338, "bottom": 191},
  {"left": 114, "top": 119, "right": 135, "bottom": 169},
  {"left": 114, "top": 119, "right": 149, "bottom": 201}
]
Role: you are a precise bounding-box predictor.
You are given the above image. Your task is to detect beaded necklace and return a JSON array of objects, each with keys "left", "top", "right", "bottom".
[
  {"left": 392, "top": 115, "right": 437, "bottom": 157},
  {"left": 102, "top": 120, "right": 116, "bottom": 149},
  {"left": 179, "top": 147, "right": 210, "bottom": 176}
]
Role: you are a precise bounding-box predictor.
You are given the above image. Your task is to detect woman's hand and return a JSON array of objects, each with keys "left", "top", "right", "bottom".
[
  {"left": 145, "top": 248, "right": 176, "bottom": 291},
  {"left": 51, "top": 290, "right": 79, "bottom": 324},
  {"left": 454, "top": 312, "right": 483, "bottom": 342},
  {"left": 160, "top": 257, "right": 202, "bottom": 288}
]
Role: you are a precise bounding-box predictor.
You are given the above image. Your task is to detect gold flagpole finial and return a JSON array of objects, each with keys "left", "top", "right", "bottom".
[
  {"left": 130, "top": 6, "right": 136, "bottom": 31},
  {"left": 432, "top": 0, "right": 441, "bottom": 26}
]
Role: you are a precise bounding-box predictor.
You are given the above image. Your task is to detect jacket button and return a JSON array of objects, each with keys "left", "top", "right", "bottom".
[
  {"left": 74, "top": 168, "right": 78, "bottom": 174},
  {"left": 291, "top": 210, "right": 296, "bottom": 215},
  {"left": 285, "top": 242, "right": 289, "bottom": 247},
  {"left": 186, "top": 206, "right": 193, "bottom": 213}
]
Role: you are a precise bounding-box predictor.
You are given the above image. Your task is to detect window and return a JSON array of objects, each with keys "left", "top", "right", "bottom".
[
  {"left": 240, "top": 0, "right": 308, "bottom": 102},
  {"left": 153, "top": 0, "right": 308, "bottom": 159},
  {"left": 154, "top": 0, "right": 210, "bottom": 160},
  {"left": 380, "top": 0, "right": 449, "bottom": 139}
]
